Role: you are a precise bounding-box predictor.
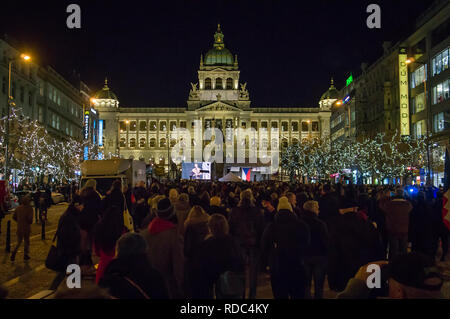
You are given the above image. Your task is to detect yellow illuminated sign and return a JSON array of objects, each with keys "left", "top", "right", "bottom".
[{"left": 399, "top": 49, "right": 410, "bottom": 136}]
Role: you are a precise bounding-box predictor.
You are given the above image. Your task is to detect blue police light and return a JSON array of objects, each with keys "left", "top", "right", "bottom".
[{"left": 343, "top": 95, "right": 351, "bottom": 104}]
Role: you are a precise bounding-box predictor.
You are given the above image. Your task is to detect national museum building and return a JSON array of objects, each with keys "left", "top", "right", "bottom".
[{"left": 92, "top": 25, "right": 332, "bottom": 180}]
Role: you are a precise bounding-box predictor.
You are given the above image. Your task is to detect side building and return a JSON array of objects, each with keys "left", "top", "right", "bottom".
[
  {"left": 0, "top": 36, "right": 87, "bottom": 184},
  {"left": 330, "top": 0, "right": 450, "bottom": 186}
]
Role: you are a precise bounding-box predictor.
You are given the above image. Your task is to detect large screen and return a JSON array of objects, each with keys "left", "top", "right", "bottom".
[{"left": 182, "top": 162, "right": 211, "bottom": 180}]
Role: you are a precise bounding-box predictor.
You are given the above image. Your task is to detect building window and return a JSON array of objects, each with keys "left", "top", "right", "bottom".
[
  {"left": 130, "top": 121, "right": 137, "bottom": 131},
  {"left": 432, "top": 78, "right": 450, "bottom": 104},
  {"left": 412, "top": 92, "right": 425, "bottom": 114},
  {"left": 160, "top": 138, "right": 166, "bottom": 147},
  {"left": 149, "top": 138, "right": 156, "bottom": 148},
  {"left": 205, "top": 78, "right": 212, "bottom": 90},
  {"left": 119, "top": 121, "right": 126, "bottom": 132},
  {"left": 261, "top": 121, "right": 268, "bottom": 129},
  {"left": 281, "top": 121, "right": 288, "bottom": 132},
  {"left": 261, "top": 138, "right": 268, "bottom": 148},
  {"left": 170, "top": 139, "right": 176, "bottom": 147},
  {"left": 226, "top": 78, "right": 233, "bottom": 89},
  {"left": 28, "top": 92, "right": 33, "bottom": 106},
  {"left": 120, "top": 138, "right": 126, "bottom": 148},
  {"left": 292, "top": 138, "right": 299, "bottom": 145},
  {"left": 312, "top": 121, "right": 319, "bottom": 132},
  {"left": 291, "top": 122, "right": 298, "bottom": 132},
  {"left": 410, "top": 65, "right": 427, "bottom": 89},
  {"left": 149, "top": 121, "right": 157, "bottom": 131},
  {"left": 432, "top": 47, "right": 449, "bottom": 76},
  {"left": 225, "top": 119, "right": 233, "bottom": 128},
  {"left": 139, "top": 121, "right": 147, "bottom": 131},
  {"left": 414, "top": 120, "right": 426, "bottom": 138},
  {"left": 251, "top": 121, "right": 258, "bottom": 130},
  {"left": 434, "top": 112, "right": 445, "bottom": 133},
  {"left": 271, "top": 122, "right": 278, "bottom": 130},
  {"left": 37, "top": 107, "right": 43, "bottom": 123},
  {"left": 129, "top": 138, "right": 136, "bottom": 148},
  {"left": 215, "top": 78, "right": 223, "bottom": 89},
  {"left": 160, "top": 121, "right": 166, "bottom": 131},
  {"left": 19, "top": 87, "right": 24, "bottom": 103},
  {"left": 139, "top": 138, "right": 146, "bottom": 148},
  {"left": 302, "top": 122, "right": 309, "bottom": 132},
  {"left": 271, "top": 138, "right": 279, "bottom": 149},
  {"left": 170, "top": 121, "right": 177, "bottom": 131},
  {"left": 39, "top": 81, "right": 44, "bottom": 96}
]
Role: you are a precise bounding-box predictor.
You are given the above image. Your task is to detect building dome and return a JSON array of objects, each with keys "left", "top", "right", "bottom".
[
  {"left": 93, "top": 78, "right": 118, "bottom": 100},
  {"left": 320, "top": 78, "right": 340, "bottom": 100},
  {"left": 204, "top": 24, "right": 234, "bottom": 66}
]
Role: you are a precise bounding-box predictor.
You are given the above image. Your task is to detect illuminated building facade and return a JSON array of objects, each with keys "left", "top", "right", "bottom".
[{"left": 94, "top": 25, "right": 332, "bottom": 180}]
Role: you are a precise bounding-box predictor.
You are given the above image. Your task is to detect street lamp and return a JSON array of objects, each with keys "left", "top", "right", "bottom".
[
  {"left": 4, "top": 53, "right": 32, "bottom": 185},
  {"left": 406, "top": 57, "right": 432, "bottom": 186}
]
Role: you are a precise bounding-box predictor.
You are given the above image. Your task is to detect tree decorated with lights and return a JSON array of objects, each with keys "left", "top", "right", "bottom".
[{"left": 0, "top": 107, "right": 88, "bottom": 183}]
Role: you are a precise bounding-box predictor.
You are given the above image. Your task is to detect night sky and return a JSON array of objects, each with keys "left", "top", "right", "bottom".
[{"left": 0, "top": 0, "right": 432, "bottom": 107}]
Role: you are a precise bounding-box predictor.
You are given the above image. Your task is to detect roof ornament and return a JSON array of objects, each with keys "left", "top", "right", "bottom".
[{"left": 104, "top": 77, "right": 109, "bottom": 89}]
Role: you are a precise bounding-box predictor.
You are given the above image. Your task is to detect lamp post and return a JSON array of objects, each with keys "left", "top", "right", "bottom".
[
  {"left": 406, "top": 57, "right": 432, "bottom": 186},
  {"left": 3, "top": 54, "right": 31, "bottom": 185}
]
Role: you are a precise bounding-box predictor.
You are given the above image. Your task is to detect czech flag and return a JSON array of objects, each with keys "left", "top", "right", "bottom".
[{"left": 242, "top": 168, "right": 252, "bottom": 182}]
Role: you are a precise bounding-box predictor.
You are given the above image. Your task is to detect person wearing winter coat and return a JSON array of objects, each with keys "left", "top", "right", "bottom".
[
  {"left": 409, "top": 192, "right": 434, "bottom": 258},
  {"left": 327, "top": 201, "right": 384, "bottom": 292},
  {"left": 228, "top": 189, "right": 265, "bottom": 299},
  {"left": 49, "top": 201, "right": 83, "bottom": 290},
  {"left": 141, "top": 198, "right": 184, "bottom": 298},
  {"left": 99, "top": 232, "right": 169, "bottom": 299},
  {"left": 133, "top": 181, "right": 149, "bottom": 231},
  {"left": 93, "top": 206, "right": 125, "bottom": 284},
  {"left": 318, "top": 184, "right": 340, "bottom": 222},
  {"left": 183, "top": 205, "right": 210, "bottom": 296},
  {"left": 300, "top": 200, "right": 329, "bottom": 299},
  {"left": 190, "top": 214, "right": 245, "bottom": 299},
  {"left": 208, "top": 196, "right": 228, "bottom": 218},
  {"left": 174, "top": 193, "right": 191, "bottom": 239},
  {"left": 79, "top": 179, "right": 103, "bottom": 270},
  {"left": 260, "top": 196, "right": 311, "bottom": 299},
  {"left": 10, "top": 196, "right": 34, "bottom": 261},
  {"left": 379, "top": 188, "right": 413, "bottom": 260}
]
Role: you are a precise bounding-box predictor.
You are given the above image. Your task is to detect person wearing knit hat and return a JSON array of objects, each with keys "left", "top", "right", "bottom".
[
  {"left": 144, "top": 197, "right": 183, "bottom": 298},
  {"left": 260, "top": 194, "right": 310, "bottom": 299},
  {"left": 277, "top": 196, "right": 293, "bottom": 213},
  {"left": 156, "top": 198, "right": 175, "bottom": 220}
]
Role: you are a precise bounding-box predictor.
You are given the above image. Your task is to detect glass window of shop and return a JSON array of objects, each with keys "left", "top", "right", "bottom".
[
  {"left": 432, "top": 79, "right": 450, "bottom": 104},
  {"left": 432, "top": 47, "right": 449, "bottom": 76},
  {"left": 412, "top": 92, "right": 425, "bottom": 114},
  {"left": 410, "top": 65, "right": 427, "bottom": 89},
  {"left": 433, "top": 112, "right": 445, "bottom": 133}
]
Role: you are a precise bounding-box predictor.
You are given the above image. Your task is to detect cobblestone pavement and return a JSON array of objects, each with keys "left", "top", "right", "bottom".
[
  {"left": 1, "top": 203, "right": 449, "bottom": 299},
  {"left": 0, "top": 203, "right": 68, "bottom": 299}
]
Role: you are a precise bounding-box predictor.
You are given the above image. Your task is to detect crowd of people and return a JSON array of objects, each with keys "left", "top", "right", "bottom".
[{"left": 4, "top": 179, "right": 449, "bottom": 299}]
